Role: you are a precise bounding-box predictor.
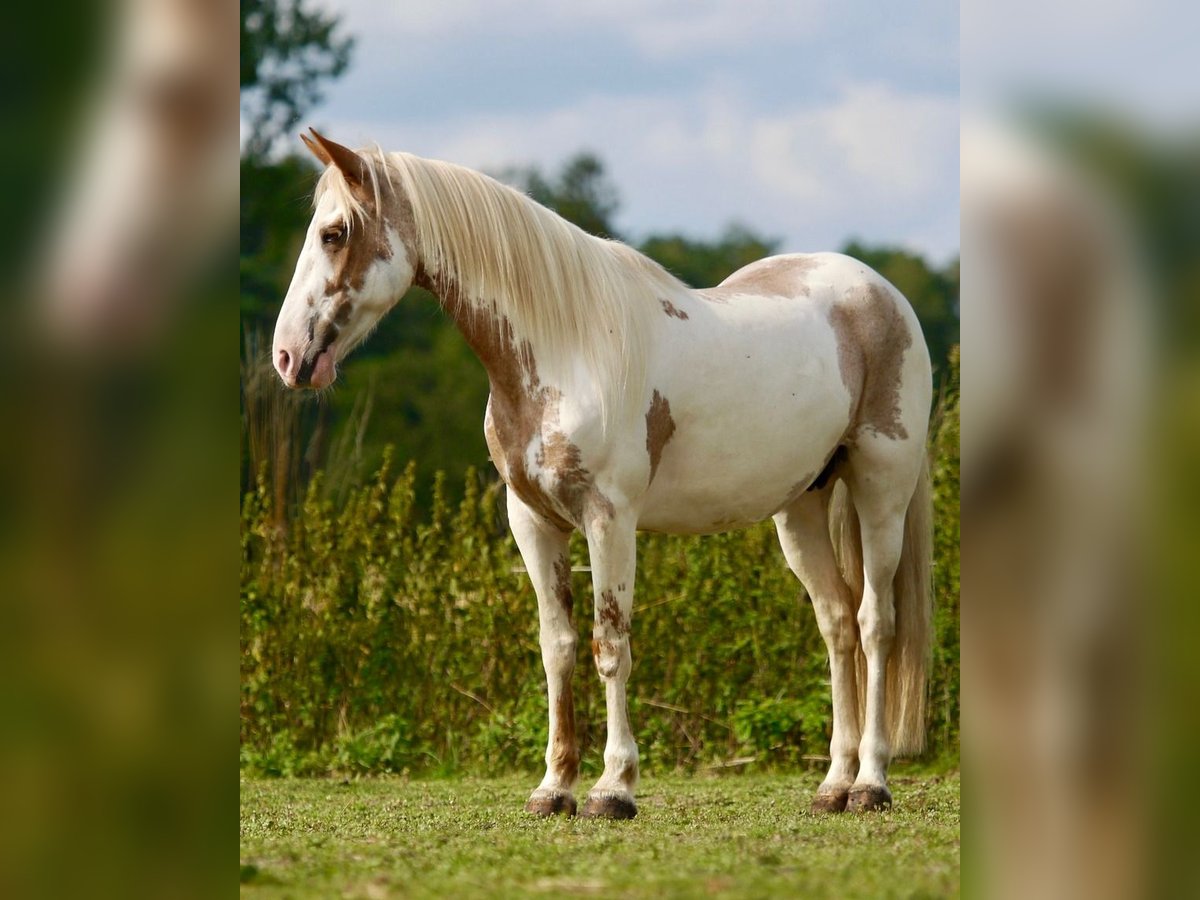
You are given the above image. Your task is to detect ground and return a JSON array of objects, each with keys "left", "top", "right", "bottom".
[{"left": 240, "top": 769, "right": 959, "bottom": 898}]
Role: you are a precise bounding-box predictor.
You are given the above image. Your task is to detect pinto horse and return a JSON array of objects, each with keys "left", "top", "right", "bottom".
[{"left": 273, "top": 130, "right": 933, "bottom": 819}]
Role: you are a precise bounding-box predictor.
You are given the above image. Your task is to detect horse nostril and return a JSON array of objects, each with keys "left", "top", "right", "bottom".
[{"left": 277, "top": 347, "right": 292, "bottom": 377}]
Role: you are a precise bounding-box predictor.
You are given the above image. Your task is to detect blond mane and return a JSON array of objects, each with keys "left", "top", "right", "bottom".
[{"left": 314, "top": 148, "right": 685, "bottom": 415}]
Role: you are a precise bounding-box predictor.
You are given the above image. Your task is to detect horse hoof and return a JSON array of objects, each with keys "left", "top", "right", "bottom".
[
  {"left": 846, "top": 785, "right": 892, "bottom": 812},
  {"left": 525, "top": 790, "right": 577, "bottom": 817},
  {"left": 579, "top": 791, "right": 637, "bottom": 820},
  {"left": 810, "top": 787, "right": 850, "bottom": 814}
]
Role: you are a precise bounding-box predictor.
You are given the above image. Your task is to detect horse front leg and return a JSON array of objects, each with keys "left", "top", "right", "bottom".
[
  {"left": 507, "top": 491, "right": 580, "bottom": 817},
  {"left": 580, "top": 508, "right": 639, "bottom": 819}
]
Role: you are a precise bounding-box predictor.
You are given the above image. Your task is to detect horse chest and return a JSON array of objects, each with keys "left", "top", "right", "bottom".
[{"left": 484, "top": 395, "right": 600, "bottom": 531}]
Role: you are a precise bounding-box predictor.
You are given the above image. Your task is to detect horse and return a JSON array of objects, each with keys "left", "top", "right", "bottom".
[{"left": 273, "top": 129, "right": 933, "bottom": 819}]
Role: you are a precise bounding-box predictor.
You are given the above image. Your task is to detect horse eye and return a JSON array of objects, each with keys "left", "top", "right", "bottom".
[{"left": 321, "top": 226, "right": 345, "bottom": 246}]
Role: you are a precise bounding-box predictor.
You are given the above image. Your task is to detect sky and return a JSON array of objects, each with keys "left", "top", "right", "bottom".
[{"left": 303, "top": 0, "right": 960, "bottom": 266}]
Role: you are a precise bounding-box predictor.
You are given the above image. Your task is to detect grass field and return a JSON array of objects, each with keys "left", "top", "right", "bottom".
[{"left": 240, "top": 769, "right": 959, "bottom": 898}]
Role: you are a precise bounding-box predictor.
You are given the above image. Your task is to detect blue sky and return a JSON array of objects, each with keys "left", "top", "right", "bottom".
[{"left": 303, "top": 1, "right": 959, "bottom": 265}]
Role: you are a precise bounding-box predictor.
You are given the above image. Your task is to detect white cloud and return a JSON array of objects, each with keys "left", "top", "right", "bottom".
[
  {"left": 749, "top": 83, "right": 958, "bottom": 206},
  {"left": 305, "top": 0, "right": 959, "bottom": 261},
  {"left": 326, "top": 0, "right": 825, "bottom": 54}
]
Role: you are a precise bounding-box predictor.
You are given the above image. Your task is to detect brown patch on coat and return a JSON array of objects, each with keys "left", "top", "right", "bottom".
[
  {"left": 827, "top": 284, "right": 913, "bottom": 440},
  {"left": 659, "top": 298, "right": 689, "bottom": 320},
  {"left": 307, "top": 170, "right": 419, "bottom": 363},
  {"left": 417, "top": 269, "right": 611, "bottom": 531},
  {"left": 710, "top": 254, "right": 825, "bottom": 300},
  {"left": 538, "top": 431, "right": 615, "bottom": 526},
  {"left": 597, "top": 589, "right": 627, "bottom": 635},
  {"left": 644, "top": 390, "right": 676, "bottom": 484},
  {"left": 550, "top": 688, "right": 579, "bottom": 785},
  {"left": 553, "top": 556, "right": 574, "bottom": 621},
  {"left": 483, "top": 405, "right": 506, "bottom": 479},
  {"left": 615, "top": 757, "right": 638, "bottom": 789},
  {"left": 323, "top": 177, "right": 415, "bottom": 297}
]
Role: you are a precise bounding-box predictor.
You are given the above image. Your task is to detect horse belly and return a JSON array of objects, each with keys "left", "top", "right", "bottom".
[{"left": 636, "top": 381, "right": 850, "bottom": 534}]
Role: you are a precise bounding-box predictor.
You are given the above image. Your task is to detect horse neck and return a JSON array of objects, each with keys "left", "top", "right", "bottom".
[{"left": 413, "top": 268, "right": 541, "bottom": 405}]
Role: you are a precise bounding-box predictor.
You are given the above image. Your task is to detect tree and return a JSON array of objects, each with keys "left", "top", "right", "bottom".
[
  {"left": 240, "top": 0, "right": 353, "bottom": 160},
  {"left": 640, "top": 224, "right": 779, "bottom": 288}
]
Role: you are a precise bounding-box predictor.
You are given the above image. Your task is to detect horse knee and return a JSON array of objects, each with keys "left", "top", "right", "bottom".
[
  {"left": 591, "top": 636, "right": 630, "bottom": 680},
  {"left": 541, "top": 634, "right": 576, "bottom": 673}
]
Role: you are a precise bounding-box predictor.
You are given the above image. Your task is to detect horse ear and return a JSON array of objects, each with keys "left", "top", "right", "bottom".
[
  {"left": 300, "top": 130, "right": 333, "bottom": 167},
  {"left": 308, "top": 128, "right": 367, "bottom": 187}
]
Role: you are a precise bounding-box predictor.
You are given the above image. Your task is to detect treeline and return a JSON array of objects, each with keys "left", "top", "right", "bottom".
[{"left": 240, "top": 151, "right": 960, "bottom": 514}]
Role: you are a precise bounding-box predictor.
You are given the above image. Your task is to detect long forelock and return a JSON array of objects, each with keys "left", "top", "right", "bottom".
[
  {"left": 377, "top": 151, "right": 684, "bottom": 412},
  {"left": 311, "top": 147, "right": 391, "bottom": 234}
]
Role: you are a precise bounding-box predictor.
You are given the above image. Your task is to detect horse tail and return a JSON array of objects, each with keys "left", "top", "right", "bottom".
[{"left": 830, "top": 454, "right": 932, "bottom": 757}]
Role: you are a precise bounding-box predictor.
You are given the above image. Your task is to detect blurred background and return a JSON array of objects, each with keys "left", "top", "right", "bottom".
[
  {"left": 3, "top": 1, "right": 238, "bottom": 896},
  {"left": 961, "top": 1, "right": 1200, "bottom": 899}
]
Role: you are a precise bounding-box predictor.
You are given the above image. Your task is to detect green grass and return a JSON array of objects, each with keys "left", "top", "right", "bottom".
[{"left": 240, "top": 770, "right": 959, "bottom": 898}]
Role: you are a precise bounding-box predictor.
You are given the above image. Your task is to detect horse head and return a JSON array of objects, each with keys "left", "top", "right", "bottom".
[{"left": 273, "top": 129, "right": 415, "bottom": 389}]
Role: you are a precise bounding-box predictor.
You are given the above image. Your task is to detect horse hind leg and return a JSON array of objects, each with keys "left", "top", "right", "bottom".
[
  {"left": 773, "top": 486, "right": 862, "bottom": 814},
  {"left": 842, "top": 434, "right": 930, "bottom": 812},
  {"left": 507, "top": 491, "right": 580, "bottom": 817}
]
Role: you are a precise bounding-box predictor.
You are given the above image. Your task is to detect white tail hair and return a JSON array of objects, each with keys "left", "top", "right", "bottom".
[{"left": 830, "top": 456, "right": 933, "bottom": 756}]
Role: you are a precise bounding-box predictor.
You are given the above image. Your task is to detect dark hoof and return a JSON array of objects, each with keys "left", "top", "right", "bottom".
[
  {"left": 810, "top": 787, "right": 850, "bottom": 814},
  {"left": 846, "top": 785, "right": 892, "bottom": 812},
  {"left": 579, "top": 792, "right": 637, "bottom": 820},
  {"left": 525, "top": 790, "right": 577, "bottom": 817}
]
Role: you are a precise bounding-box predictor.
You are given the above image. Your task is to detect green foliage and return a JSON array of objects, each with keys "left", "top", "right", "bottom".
[
  {"left": 241, "top": 370, "right": 961, "bottom": 777},
  {"left": 928, "top": 346, "right": 961, "bottom": 759}
]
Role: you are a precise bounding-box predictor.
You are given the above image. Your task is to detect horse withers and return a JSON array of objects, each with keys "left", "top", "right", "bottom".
[{"left": 273, "top": 130, "right": 933, "bottom": 819}]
